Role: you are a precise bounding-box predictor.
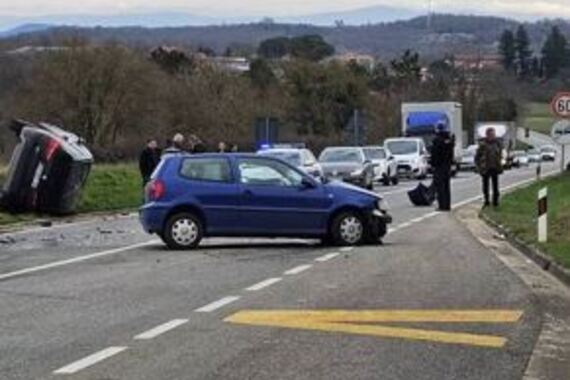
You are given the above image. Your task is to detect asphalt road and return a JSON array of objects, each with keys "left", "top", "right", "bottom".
[{"left": 0, "top": 156, "right": 565, "bottom": 380}]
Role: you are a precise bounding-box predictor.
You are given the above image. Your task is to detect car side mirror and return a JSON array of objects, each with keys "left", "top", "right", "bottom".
[
  {"left": 388, "top": 156, "right": 395, "bottom": 161},
  {"left": 301, "top": 177, "right": 317, "bottom": 189}
]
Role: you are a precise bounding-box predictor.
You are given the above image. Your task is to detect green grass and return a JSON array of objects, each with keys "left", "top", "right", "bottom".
[
  {"left": 522, "top": 102, "right": 556, "bottom": 135},
  {"left": 0, "top": 163, "right": 142, "bottom": 227},
  {"left": 483, "top": 173, "right": 570, "bottom": 269},
  {"left": 78, "top": 163, "right": 142, "bottom": 213}
]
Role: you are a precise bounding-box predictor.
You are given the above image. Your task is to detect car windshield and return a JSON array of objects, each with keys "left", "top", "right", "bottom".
[
  {"left": 259, "top": 151, "right": 302, "bottom": 166},
  {"left": 541, "top": 147, "right": 556, "bottom": 153},
  {"left": 364, "top": 148, "right": 386, "bottom": 160},
  {"left": 385, "top": 141, "right": 418, "bottom": 155},
  {"left": 512, "top": 152, "right": 525, "bottom": 157},
  {"left": 319, "top": 149, "right": 363, "bottom": 163}
]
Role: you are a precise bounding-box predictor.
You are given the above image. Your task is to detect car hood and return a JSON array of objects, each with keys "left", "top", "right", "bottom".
[
  {"left": 393, "top": 154, "right": 419, "bottom": 161},
  {"left": 320, "top": 162, "right": 363, "bottom": 173},
  {"left": 324, "top": 180, "right": 382, "bottom": 200}
]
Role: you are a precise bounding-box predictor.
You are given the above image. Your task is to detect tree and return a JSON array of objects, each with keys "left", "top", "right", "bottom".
[
  {"left": 541, "top": 26, "right": 568, "bottom": 78},
  {"left": 498, "top": 30, "right": 516, "bottom": 71},
  {"left": 390, "top": 50, "right": 421, "bottom": 86},
  {"left": 249, "top": 58, "right": 276, "bottom": 90},
  {"left": 150, "top": 46, "right": 195, "bottom": 75},
  {"left": 515, "top": 25, "right": 532, "bottom": 77},
  {"left": 258, "top": 37, "right": 290, "bottom": 59},
  {"left": 289, "top": 35, "right": 335, "bottom": 62}
]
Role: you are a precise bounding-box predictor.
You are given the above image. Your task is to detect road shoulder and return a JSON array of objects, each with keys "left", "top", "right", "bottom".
[{"left": 456, "top": 204, "right": 570, "bottom": 380}]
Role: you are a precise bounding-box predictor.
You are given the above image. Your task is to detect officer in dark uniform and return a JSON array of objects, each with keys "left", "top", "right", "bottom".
[{"left": 430, "top": 124, "right": 455, "bottom": 211}]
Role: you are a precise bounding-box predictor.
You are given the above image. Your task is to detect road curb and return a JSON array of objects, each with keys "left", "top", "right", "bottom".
[{"left": 480, "top": 212, "right": 570, "bottom": 288}]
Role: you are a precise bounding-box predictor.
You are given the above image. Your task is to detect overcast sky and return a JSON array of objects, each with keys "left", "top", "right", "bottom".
[{"left": 0, "top": 0, "right": 568, "bottom": 19}]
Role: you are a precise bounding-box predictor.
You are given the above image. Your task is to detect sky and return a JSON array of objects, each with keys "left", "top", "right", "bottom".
[{"left": 0, "top": 0, "right": 568, "bottom": 19}]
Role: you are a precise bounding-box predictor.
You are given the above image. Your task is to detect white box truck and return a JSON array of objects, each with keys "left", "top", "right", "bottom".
[{"left": 401, "top": 102, "right": 463, "bottom": 175}]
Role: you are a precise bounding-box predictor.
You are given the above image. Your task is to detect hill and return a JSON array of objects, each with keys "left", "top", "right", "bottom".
[{"left": 2, "top": 14, "right": 569, "bottom": 60}]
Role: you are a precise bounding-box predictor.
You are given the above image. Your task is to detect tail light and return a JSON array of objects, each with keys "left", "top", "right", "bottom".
[
  {"left": 44, "top": 138, "right": 61, "bottom": 161},
  {"left": 147, "top": 179, "right": 166, "bottom": 201}
]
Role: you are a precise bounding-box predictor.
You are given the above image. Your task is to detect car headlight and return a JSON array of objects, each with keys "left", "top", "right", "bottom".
[
  {"left": 377, "top": 198, "right": 389, "bottom": 212},
  {"left": 350, "top": 169, "right": 364, "bottom": 177}
]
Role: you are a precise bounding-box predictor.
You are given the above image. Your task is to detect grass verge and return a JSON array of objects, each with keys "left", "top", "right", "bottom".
[
  {"left": 522, "top": 102, "right": 556, "bottom": 135},
  {"left": 482, "top": 172, "right": 570, "bottom": 269},
  {"left": 0, "top": 163, "right": 142, "bottom": 227}
]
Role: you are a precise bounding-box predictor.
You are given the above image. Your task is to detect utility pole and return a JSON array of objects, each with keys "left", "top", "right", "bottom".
[{"left": 427, "top": 0, "right": 433, "bottom": 31}]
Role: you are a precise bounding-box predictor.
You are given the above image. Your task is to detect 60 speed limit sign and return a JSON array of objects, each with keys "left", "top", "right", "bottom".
[{"left": 551, "top": 92, "right": 570, "bottom": 118}]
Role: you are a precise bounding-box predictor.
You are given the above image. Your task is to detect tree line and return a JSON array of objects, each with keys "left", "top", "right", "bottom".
[{"left": 0, "top": 33, "right": 557, "bottom": 162}]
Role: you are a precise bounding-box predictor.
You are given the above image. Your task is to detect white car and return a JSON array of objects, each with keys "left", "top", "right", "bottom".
[
  {"left": 511, "top": 150, "right": 529, "bottom": 167},
  {"left": 527, "top": 149, "right": 541, "bottom": 163},
  {"left": 363, "top": 146, "right": 399, "bottom": 186},
  {"left": 257, "top": 148, "right": 323, "bottom": 179},
  {"left": 540, "top": 146, "right": 557, "bottom": 162},
  {"left": 383, "top": 138, "right": 429, "bottom": 179}
]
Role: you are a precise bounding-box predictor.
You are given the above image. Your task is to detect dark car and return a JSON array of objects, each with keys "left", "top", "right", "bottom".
[
  {"left": 1, "top": 120, "right": 93, "bottom": 214},
  {"left": 318, "top": 147, "right": 375, "bottom": 190},
  {"left": 140, "top": 153, "right": 392, "bottom": 250}
]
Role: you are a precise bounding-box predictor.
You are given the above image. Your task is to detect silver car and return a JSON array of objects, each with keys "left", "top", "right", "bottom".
[{"left": 363, "top": 146, "right": 399, "bottom": 186}]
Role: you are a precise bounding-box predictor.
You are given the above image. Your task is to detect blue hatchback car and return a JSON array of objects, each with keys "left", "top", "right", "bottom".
[{"left": 140, "top": 153, "right": 392, "bottom": 250}]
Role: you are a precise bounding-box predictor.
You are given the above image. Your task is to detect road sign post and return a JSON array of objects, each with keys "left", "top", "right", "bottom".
[
  {"left": 538, "top": 187, "right": 548, "bottom": 243},
  {"left": 550, "top": 94, "right": 570, "bottom": 172}
]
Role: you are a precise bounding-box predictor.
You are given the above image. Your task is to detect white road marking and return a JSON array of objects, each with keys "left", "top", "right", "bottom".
[
  {"left": 398, "top": 222, "right": 412, "bottom": 229},
  {"left": 0, "top": 239, "right": 160, "bottom": 282},
  {"left": 340, "top": 247, "right": 354, "bottom": 252},
  {"left": 53, "top": 346, "right": 127, "bottom": 375},
  {"left": 284, "top": 264, "right": 312, "bottom": 275},
  {"left": 195, "top": 296, "right": 240, "bottom": 312},
  {"left": 245, "top": 277, "right": 282, "bottom": 291},
  {"left": 315, "top": 252, "right": 340, "bottom": 262},
  {"left": 134, "top": 319, "right": 188, "bottom": 340}
]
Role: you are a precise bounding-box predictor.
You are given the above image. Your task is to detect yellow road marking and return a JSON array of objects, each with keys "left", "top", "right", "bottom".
[{"left": 225, "top": 310, "right": 523, "bottom": 348}]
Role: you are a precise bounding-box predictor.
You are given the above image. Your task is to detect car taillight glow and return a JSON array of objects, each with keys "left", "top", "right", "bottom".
[
  {"left": 44, "top": 138, "right": 61, "bottom": 161},
  {"left": 148, "top": 180, "right": 166, "bottom": 200}
]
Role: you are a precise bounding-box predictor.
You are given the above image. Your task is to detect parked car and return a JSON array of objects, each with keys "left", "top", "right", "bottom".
[
  {"left": 140, "top": 154, "right": 392, "bottom": 249},
  {"left": 540, "top": 146, "right": 557, "bottom": 162},
  {"left": 318, "top": 147, "right": 375, "bottom": 190},
  {"left": 383, "top": 138, "right": 429, "bottom": 179},
  {"left": 363, "top": 146, "right": 398, "bottom": 186},
  {"left": 511, "top": 150, "right": 530, "bottom": 167},
  {"left": 459, "top": 145, "right": 478, "bottom": 171},
  {"left": 257, "top": 148, "right": 323, "bottom": 180},
  {"left": 527, "top": 149, "right": 541, "bottom": 163}
]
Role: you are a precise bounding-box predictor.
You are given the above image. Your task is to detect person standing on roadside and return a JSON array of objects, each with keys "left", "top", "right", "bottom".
[
  {"left": 475, "top": 128, "right": 503, "bottom": 207},
  {"left": 139, "top": 139, "right": 161, "bottom": 186},
  {"left": 430, "top": 124, "right": 454, "bottom": 211},
  {"left": 217, "top": 141, "right": 227, "bottom": 153},
  {"left": 189, "top": 134, "right": 207, "bottom": 153},
  {"left": 163, "top": 133, "right": 185, "bottom": 155}
]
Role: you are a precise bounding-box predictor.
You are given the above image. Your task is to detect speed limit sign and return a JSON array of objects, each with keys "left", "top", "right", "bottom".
[{"left": 551, "top": 92, "right": 570, "bottom": 118}]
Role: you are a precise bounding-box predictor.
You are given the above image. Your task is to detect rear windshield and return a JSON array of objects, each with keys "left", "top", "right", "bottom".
[{"left": 179, "top": 157, "right": 232, "bottom": 183}]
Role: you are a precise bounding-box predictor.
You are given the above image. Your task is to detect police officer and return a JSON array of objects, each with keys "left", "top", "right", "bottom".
[{"left": 430, "top": 124, "right": 454, "bottom": 211}]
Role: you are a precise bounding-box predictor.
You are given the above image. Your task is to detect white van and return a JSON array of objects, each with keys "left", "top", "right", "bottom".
[{"left": 384, "top": 138, "right": 429, "bottom": 179}]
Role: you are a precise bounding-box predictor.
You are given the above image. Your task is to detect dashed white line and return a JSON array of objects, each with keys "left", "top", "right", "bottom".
[
  {"left": 340, "top": 247, "right": 354, "bottom": 252},
  {"left": 53, "top": 346, "right": 128, "bottom": 375},
  {"left": 245, "top": 277, "right": 282, "bottom": 291},
  {"left": 284, "top": 264, "right": 312, "bottom": 275},
  {"left": 134, "top": 319, "right": 188, "bottom": 340},
  {"left": 315, "top": 252, "right": 340, "bottom": 262},
  {"left": 194, "top": 296, "right": 240, "bottom": 312},
  {"left": 398, "top": 222, "right": 412, "bottom": 229},
  {"left": 0, "top": 240, "right": 160, "bottom": 282}
]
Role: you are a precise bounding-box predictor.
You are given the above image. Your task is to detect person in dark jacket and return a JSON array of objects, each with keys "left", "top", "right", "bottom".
[
  {"left": 430, "top": 125, "right": 455, "bottom": 211},
  {"left": 475, "top": 128, "right": 504, "bottom": 207},
  {"left": 189, "top": 134, "right": 207, "bottom": 153},
  {"left": 139, "top": 139, "right": 161, "bottom": 186}
]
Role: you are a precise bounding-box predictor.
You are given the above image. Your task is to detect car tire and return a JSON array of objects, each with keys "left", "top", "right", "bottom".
[
  {"left": 391, "top": 176, "right": 399, "bottom": 185},
  {"left": 163, "top": 212, "right": 203, "bottom": 250},
  {"left": 330, "top": 211, "right": 366, "bottom": 246},
  {"left": 382, "top": 172, "right": 391, "bottom": 186}
]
